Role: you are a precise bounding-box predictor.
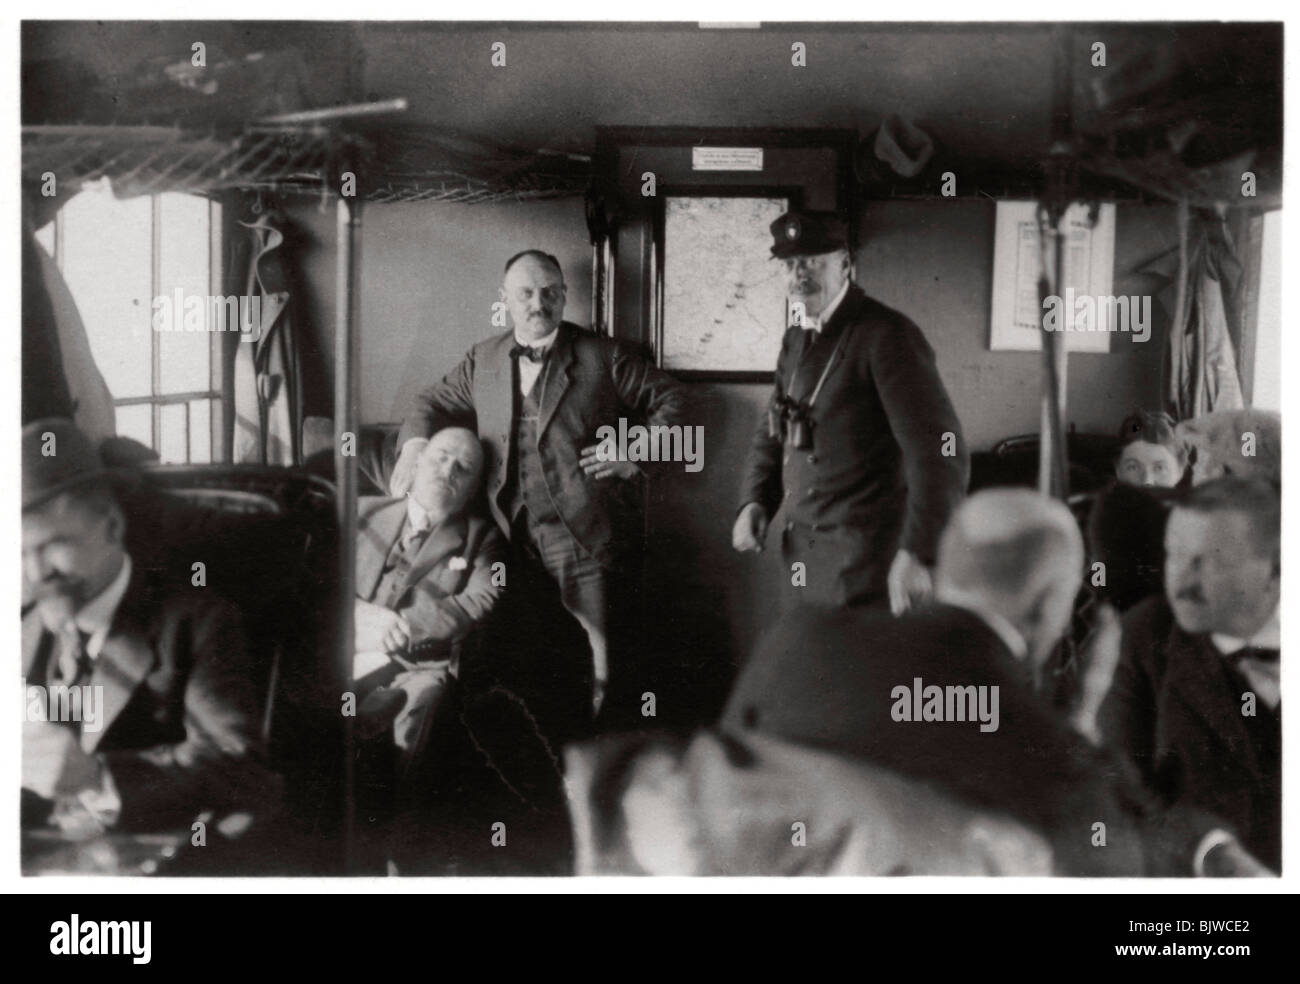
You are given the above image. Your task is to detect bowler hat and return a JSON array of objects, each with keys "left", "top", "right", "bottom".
[
  {"left": 769, "top": 209, "right": 849, "bottom": 259},
  {"left": 22, "top": 417, "right": 106, "bottom": 512}
]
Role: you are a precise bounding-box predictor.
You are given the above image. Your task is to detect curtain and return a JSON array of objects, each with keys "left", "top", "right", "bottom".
[
  {"left": 232, "top": 211, "right": 302, "bottom": 466},
  {"left": 1145, "top": 204, "right": 1245, "bottom": 420}
]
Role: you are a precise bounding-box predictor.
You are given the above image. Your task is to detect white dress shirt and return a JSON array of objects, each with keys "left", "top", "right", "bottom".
[
  {"left": 39, "top": 555, "right": 132, "bottom": 826},
  {"left": 403, "top": 495, "right": 436, "bottom": 549},
  {"left": 515, "top": 327, "right": 559, "bottom": 396},
  {"left": 1211, "top": 605, "right": 1280, "bottom": 711}
]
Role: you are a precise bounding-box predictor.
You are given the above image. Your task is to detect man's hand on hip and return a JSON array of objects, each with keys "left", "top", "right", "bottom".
[
  {"left": 579, "top": 444, "right": 640, "bottom": 481},
  {"left": 732, "top": 502, "right": 769, "bottom": 553}
]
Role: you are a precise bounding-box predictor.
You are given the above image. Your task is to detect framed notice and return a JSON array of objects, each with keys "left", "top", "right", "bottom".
[
  {"left": 989, "top": 201, "right": 1117, "bottom": 352},
  {"left": 658, "top": 190, "right": 795, "bottom": 378}
]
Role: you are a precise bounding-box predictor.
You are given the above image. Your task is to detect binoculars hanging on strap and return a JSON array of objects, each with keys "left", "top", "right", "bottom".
[{"left": 769, "top": 396, "right": 815, "bottom": 450}]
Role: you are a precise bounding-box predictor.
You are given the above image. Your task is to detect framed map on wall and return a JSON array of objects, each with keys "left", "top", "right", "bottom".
[{"left": 658, "top": 191, "right": 795, "bottom": 378}]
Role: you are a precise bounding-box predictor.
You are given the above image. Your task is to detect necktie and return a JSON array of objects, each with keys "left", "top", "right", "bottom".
[
  {"left": 1232, "top": 646, "right": 1280, "bottom": 665},
  {"left": 400, "top": 521, "right": 431, "bottom": 557},
  {"left": 53, "top": 622, "right": 93, "bottom": 688},
  {"left": 510, "top": 343, "right": 549, "bottom": 363}
]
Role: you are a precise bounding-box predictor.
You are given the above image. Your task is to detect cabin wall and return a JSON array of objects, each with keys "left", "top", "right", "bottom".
[
  {"left": 286, "top": 199, "right": 592, "bottom": 424},
  {"left": 284, "top": 195, "right": 1172, "bottom": 697}
]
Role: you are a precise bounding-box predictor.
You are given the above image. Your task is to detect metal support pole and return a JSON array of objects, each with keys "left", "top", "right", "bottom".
[
  {"left": 333, "top": 191, "right": 362, "bottom": 872},
  {"left": 1037, "top": 205, "right": 1070, "bottom": 499},
  {"left": 1038, "top": 25, "right": 1074, "bottom": 501}
]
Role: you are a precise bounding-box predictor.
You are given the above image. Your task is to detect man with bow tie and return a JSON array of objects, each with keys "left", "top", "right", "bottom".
[
  {"left": 21, "top": 419, "right": 273, "bottom": 832},
  {"left": 1100, "top": 476, "right": 1282, "bottom": 873},
  {"left": 734, "top": 209, "right": 969, "bottom": 613},
  {"left": 354, "top": 427, "right": 504, "bottom": 750},
  {"left": 390, "top": 250, "right": 686, "bottom": 731}
]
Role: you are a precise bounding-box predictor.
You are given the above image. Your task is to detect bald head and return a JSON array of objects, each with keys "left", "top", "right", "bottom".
[
  {"left": 409, "top": 427, "right": 484, "bottom": 521},
  {"left": 935, "top": 489, "right": 1084, "bottom": 666}
]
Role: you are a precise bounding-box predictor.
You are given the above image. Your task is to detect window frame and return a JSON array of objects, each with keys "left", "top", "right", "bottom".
[{"left": 45, "top": 191, "right": 227, "bottom": 463}]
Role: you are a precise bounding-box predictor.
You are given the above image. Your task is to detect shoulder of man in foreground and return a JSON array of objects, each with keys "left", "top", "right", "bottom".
[{"left": 105, "top": 571, "right": 277, "bottom": 830}]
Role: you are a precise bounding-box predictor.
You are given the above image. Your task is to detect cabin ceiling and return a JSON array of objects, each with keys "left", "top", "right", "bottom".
[
  {"left": 23, "top": 20, "right": 1282, "bottom": 202},
  {"left": 355, "top": 23, "right": 1056, "bottom": 159}
]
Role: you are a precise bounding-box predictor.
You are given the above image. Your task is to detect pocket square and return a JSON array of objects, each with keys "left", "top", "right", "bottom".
[{"left": 448, "top": 556, "right": 468, "bottom": 571}]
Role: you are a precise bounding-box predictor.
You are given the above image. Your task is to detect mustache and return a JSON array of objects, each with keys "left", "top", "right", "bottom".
[{"left": 29, "top": 577, "right": 76, "bottom": 598}]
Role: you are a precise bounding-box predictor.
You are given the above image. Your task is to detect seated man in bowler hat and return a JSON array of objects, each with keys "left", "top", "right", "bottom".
[{"left": 21, "top": 418, "right": 276, "bottom": 833}]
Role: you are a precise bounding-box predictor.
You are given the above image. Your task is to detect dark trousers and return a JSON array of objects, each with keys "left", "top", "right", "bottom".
[{"left": 468, "top": 511, "right": 641, "bottom": 740}]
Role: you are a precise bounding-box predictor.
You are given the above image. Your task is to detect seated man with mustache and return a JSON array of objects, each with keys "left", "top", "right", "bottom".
[
  {"left": 353, "top": 426, "right": 505, "bottom": 750},
  {"left": 21, "top": 419, "right": 275, "bottom": 834},
  {"left": 1100, "top": 476, "right": 1281, "bottom": 874}
]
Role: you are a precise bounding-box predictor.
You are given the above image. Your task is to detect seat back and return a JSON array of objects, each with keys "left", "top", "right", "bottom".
[{"left": 110, "top": 465, "right": 347, "bottom": 867}]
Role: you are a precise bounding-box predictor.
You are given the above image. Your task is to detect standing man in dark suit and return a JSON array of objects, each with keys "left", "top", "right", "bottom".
[
  {"left": 21, "top": 418, "right": 274, "bottom": 832},
  {"left": 1100, "top": 476, "right": 1281, "bottom": 872},
  {"left": 733, "top": 209, "right": 968, "bottom": 613},
  {"left": 723, "top": 488, "right": 1267, "bottom": 876},
  {"left": 390, "top": 250, "right": 687, "bottom": 725}
]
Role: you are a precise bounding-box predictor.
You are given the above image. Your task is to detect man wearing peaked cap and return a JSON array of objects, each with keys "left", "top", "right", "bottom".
[
  {"left": 21, "top": 418, "right": 276, "bottom": 834},
  {"left": 734, "top": 207, "right": 969, "bottom": 614}
]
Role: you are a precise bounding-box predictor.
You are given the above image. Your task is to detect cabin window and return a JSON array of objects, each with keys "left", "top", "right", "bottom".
[{"left": 37, "top": 183, "right": 223, "bottom": 463}]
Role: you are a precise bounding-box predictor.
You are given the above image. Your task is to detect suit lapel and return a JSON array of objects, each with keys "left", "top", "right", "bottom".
[
  {"left": 86, "top": 630, "right": 155, "bottom": 753},
  {"left": 356, "top": 499, "right": 407, "bottom": 600},
  {"left": 481, "top": 334, "right": 517, "bottom": 516},
  {"left": 482, "top": 331, "right": 516, "bottom": 436},
  {"left": 1162, "top": 633, "right": 1257, "bottom": 773},
  {"left": 403, "top": 515, "right": 469, "bottom": 592},
  {"left": 805, "top": 289, "right": 861, "bottom": 400},
  {"left": 537, "top": 323, "right": 577, "bottom": 439},
  {"left": 83, "top": 584, "right": 158, "bottom": 753},
  {"left": 21, "top": 610, "right": 47, "bottom": 680}
]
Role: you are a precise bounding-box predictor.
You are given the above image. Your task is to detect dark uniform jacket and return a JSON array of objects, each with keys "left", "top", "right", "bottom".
[
  {"left": 397, "top": 323, "right": 686, "bottom": 568},
  {"left": 22, "top": 567, "right": 276, "bottom": 831},
  {"left": 1100, "top": 596, "right": 1281, "bottom": 871},
  {"left": 740, "top": 285, "right": 968, "bottom": 569}
]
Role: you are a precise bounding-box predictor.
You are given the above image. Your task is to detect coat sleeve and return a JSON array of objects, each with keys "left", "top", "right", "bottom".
[
  {"left": 866, "top": 317, "right": 969, "bottom": 564},
  {"left": 601, "top": 339, "right": 691, "bottom": 478},
  {"left": 395, "top": 347, "right": 479, "bottom": 446},
  {"left": 402, "top": 523, "right": 506, "bottom": 649},
  {"left": 1097, "top": 604, "right": 1247, "bottom": 873},
  {"left": 1098, "top": 602, "right": 1162, "bottom": 789},
  {"left": 99, "top": 601, "right": 278, "bottom": 831},
  {"left": 737, "top": 331, "right": 794, "bottom": 518},
  {"left": 607, "top": 340, "right": 687, "bottom": 427}
]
